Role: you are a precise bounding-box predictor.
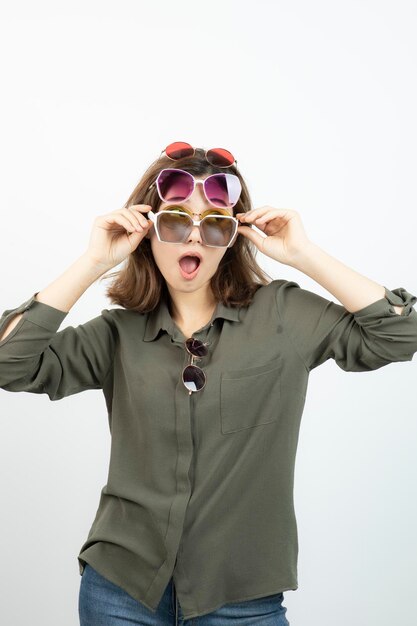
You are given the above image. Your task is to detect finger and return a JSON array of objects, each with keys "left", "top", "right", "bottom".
[
  {"left": 111, "top": 214, "right": 142, "bottom": 234},
  {"left": 127, "top": 204, "right": 153, "bottom": 221},
  {"left": 250, "top": 220, "right": 267, "bottom": 233},
  {"left": 236, "top": 208, "right": 271, "bottom": 223},
  {"left": 247, "top": 213, "right": 287, "bottom": 229},
  {"left": 237, "top": 225, "right": 266, "bottom": 250},
  {"left": 254, "top": 212, "right": 286, "bottom": 225},
  {"left": 255, "top": 209, "right": 293, "bottom": 224},
  {"left": 126, "top": 206, "right": 153, "bottom": 228},
  {"left": 128, "top": 204, "right": 153, "bottom": 213},
  {"left": 119, "top": 208, "right": 147, "bottom": 232},
  {"left": 237, "top": 208, "right": 293, "bottom": 223}
]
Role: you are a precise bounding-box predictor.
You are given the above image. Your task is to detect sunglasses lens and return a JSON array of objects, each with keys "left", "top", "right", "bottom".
[
  {"left": 206, "top": 148, "right": 235, "bottom": 167},
  {"left": 183, "top": 364, "right": 206, "bottom": 393},
  {"left": 202, "top": 215, "right": 236, "bottom": 247},
  {"left": 165, "top": 142, "right": 194, "bottom": 160},
  {"left": 157, "top": 169, "right": 193, "bottom": 203},
  {"left": 157, "top": 208, "right": 191, "bottom": 243},
  {"left": 204, "top": 173, "right": 242, "bottom": 208},
  {"left": 185, "top": 338, "right": 208, "bottom": 358}
]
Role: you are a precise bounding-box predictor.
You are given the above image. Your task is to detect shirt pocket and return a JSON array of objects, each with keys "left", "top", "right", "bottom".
[{"left": 220, "top": 356, "right": 282, "bottom": 434}]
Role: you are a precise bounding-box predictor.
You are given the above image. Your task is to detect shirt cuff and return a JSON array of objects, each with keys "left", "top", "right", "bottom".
[
  {"left": 352, "top": 286, "right": 417, "bottom": 318},
  {"left": 0, "top": 292, "right": 69, "bottom": 336}
]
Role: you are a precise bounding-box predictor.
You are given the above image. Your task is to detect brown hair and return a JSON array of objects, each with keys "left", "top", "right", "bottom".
[{"left": 100, "top": 148, "right": 273, "bottom": 312}]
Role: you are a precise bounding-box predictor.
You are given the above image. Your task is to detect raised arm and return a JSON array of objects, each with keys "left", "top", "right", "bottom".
[
  {"left": 0, "top": 203, "right": 153, "bottom": 399},
  {"left": 0, "top": 253, "right": 106, "bottom": 342}
]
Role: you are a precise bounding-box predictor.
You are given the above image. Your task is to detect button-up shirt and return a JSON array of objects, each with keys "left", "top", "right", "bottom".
[{"left": 1, "top": 280, "right": 417, "bottom": 620}]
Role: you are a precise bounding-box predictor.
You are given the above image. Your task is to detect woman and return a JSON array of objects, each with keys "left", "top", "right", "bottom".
[{"left": 1, "top": 142, "right": 416, "bottom": 626}]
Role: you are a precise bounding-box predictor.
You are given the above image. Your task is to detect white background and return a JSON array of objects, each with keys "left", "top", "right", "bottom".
[{"left": 0, "top": 1, "right": 416, "bottom": 624}]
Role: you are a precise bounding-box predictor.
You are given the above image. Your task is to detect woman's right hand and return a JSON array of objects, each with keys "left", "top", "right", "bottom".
[{"left": 85, "top": 205, "right": 153, "bottom": 270}]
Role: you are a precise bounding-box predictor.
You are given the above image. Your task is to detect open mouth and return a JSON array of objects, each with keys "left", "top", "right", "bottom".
[{"left": 178, "top": 253, "right": 202, "bottom": 279}]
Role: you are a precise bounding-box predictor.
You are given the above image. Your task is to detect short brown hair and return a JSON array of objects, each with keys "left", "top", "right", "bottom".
[{"left": 101, "top": 148, "right": 273, "bottom": 312}]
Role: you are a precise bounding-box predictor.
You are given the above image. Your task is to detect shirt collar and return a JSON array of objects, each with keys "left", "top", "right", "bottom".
[{"left": 143, "top": 291, "right": 241, "bottom": 341}]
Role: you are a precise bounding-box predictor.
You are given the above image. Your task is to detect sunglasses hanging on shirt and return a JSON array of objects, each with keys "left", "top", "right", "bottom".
[{"left": 182, "top": 337, "right": 209, "bottom": 395}]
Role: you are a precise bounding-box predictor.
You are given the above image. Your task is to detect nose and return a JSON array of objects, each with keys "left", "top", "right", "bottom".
[{"left": 187, "top": 216, "right": 203, "bottom": 245}]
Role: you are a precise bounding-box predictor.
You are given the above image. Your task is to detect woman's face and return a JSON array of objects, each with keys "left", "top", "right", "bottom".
[{"left": 146, "top": 176, "right": 235, "bottom": 296}]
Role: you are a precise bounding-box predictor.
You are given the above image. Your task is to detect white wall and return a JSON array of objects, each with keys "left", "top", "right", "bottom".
[{"left": 0, "top": 1, "right": 416, "bottom": 624}]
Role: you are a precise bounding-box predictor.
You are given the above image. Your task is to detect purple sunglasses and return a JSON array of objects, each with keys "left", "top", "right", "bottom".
[{"left": 148, "top": 168, "right": 242, "bottom": 209}]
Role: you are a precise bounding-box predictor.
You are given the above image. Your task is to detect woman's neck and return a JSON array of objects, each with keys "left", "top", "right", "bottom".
[{"left": 167, "top": 286, "right": 217, "bottom": 332}]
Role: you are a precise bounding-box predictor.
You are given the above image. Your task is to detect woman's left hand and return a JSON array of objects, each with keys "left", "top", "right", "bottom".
[{"left": 236, "top": 206, "right": 312, "bottom": 266}]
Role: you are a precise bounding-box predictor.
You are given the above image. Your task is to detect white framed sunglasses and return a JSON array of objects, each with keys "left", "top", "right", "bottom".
[{"left": 147, "top": 204, "right": 248, "bottom": 248}]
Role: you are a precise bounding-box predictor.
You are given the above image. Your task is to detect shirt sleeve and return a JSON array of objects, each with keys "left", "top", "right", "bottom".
[
  {"left": 0, "top": 292, "right": 116, "bottom": 400},
  {"left": 274, "top": 280, "right": 417, "bottom": 372}
]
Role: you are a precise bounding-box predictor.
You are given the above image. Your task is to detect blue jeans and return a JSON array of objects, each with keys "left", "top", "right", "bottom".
[{"left": 79, "top": 563, "right": 290, "bottom": 625}]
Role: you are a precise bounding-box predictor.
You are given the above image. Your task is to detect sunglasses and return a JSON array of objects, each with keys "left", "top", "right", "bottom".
[
  {"left": 149, "top": 168, "right": 242, "bottom": 210},
  {"left": 159, "top": 141, "right": 238, "bottom": 168},
  {"left": 182, "top": 337, "right": 209, "bottom": 395},
  {"left": 147, "top": 204, "right": 248, "bottom": 248}
]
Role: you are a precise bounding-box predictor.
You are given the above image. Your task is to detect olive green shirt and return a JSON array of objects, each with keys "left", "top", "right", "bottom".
[{"left": 1, "top": 280, "right": 417, "bottom": 620}]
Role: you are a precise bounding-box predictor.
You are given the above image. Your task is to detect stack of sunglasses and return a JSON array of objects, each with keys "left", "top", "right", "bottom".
[{"left": 147, "top": 141, "right": 250, "bottom": 249}]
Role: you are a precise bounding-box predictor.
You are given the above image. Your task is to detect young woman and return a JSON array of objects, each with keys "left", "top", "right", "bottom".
[{"left": 1, "top": 142, "right": 416, "bottom": 626}]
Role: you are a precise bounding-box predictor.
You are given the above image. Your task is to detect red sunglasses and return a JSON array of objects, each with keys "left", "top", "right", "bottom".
[{"left": 160, "top": 141, "right": 238, "bottom": 168}]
